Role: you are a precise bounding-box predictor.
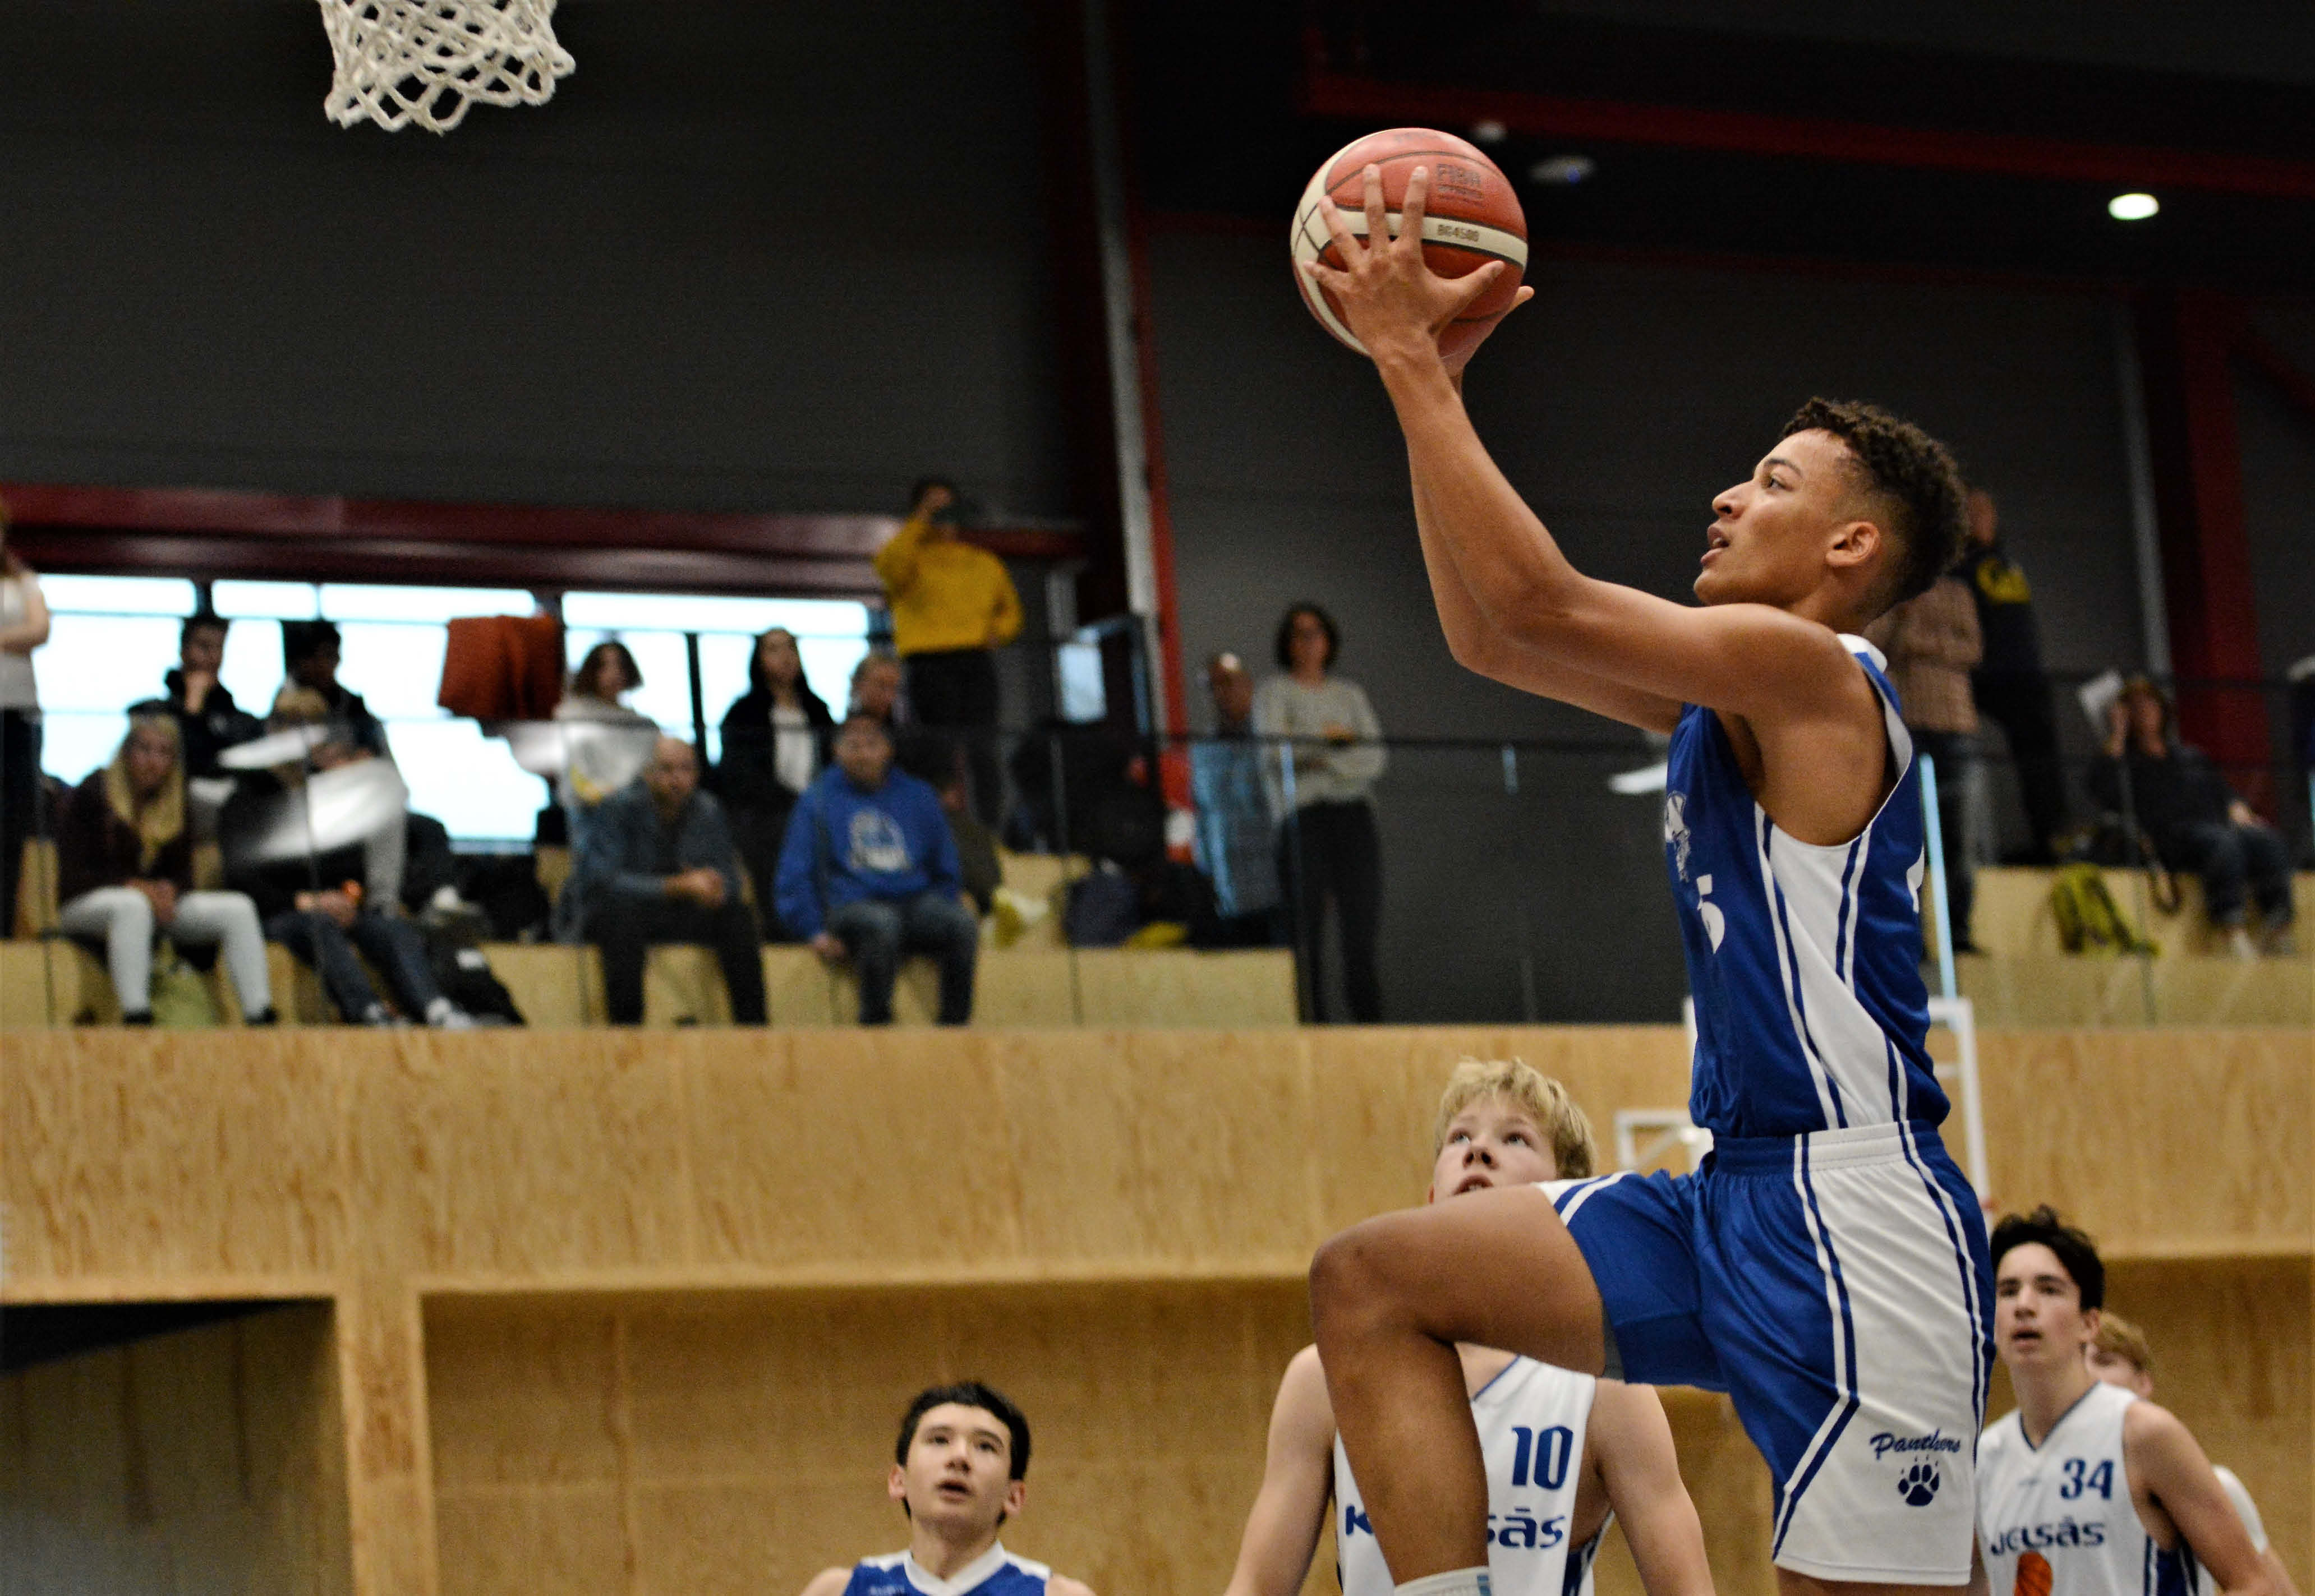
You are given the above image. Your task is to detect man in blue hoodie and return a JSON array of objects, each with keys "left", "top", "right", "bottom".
[{"left": 777, "top": 713, "right": 978, "bottom": 1025}]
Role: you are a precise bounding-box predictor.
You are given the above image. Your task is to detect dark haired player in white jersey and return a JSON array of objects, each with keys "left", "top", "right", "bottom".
[
  {"left": 1296, "top": 168, "right": 1994, "bottom": 1596},
  {"left": 1222, "top": 1060, "right": 1714, "bottom": 1596},
  {"left": 799, "top": 1382, "right": 1097, "bottom": 1596},
  {"left": 1973, "top": 1209, "right": 2273, "bottom": 1596}
]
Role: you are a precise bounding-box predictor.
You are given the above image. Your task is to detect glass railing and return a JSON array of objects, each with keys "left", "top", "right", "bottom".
[{"left": 10, "top": 661, "right": 2308, "bottom": 1030}]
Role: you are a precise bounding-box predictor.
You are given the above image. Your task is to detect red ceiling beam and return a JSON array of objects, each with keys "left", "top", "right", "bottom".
[
  {"left": 8, "top": 528, "right": 887, "bottom": 598},
  {"left": 0, "top": 481, "right": 1084, "bottom": 596},
  {"left": 1300, "top": 68, "right": 2315, "bottom": 201},
  {"left": 2134, "top": 288, "right": 2275, "bottom": 808}
]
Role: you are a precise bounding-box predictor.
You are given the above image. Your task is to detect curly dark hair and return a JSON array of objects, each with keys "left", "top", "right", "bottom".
[
  {"left": 1782, "top": 398, "right": 1967, "bottom": 614},
  {"left": 1990, "top": 1205, "right": 2105, "bottom": 1311}
]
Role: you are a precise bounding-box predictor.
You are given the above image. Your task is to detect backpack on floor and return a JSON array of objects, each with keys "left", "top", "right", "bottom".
[
  {"left": 2049, "top": 863, "right": 2159, "bottom": 956},
  {"left": 425, "top": 929, "right": 526, "bottom": 1025},
  {"left": 149, "top": 940, "right": 222, "bottom": 1028}
]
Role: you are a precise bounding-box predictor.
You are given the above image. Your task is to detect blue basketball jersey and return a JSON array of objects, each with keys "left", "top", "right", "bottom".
[
  {"left": 843, "top": 1546, "right": 1051, "bottom": 1596},
  {"left": 1662, "top": 637, "right": 1944, "bottom": 1139}
]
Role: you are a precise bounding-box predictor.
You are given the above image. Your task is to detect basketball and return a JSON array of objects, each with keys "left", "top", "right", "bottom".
[{"left": 1290, "top": 127, "right": 1529, "bottom": 360}]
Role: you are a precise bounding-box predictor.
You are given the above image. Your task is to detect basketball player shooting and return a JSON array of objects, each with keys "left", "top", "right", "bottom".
[{"left": 1297, "top": 165, "right": 1994, "bottom": 1596}]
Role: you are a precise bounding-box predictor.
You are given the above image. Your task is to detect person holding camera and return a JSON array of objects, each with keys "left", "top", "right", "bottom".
[{"left": 873, "top": 478, "right": 1023, "bottom": 827}]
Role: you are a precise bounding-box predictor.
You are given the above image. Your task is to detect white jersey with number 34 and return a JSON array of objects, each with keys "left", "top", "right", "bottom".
[
  {"left": 1978, "top": 1383, "right": 2198, "bottom": 1596},
  {"left": 1334, "top": 1359, "right": 1602, "bottom": 1596}
]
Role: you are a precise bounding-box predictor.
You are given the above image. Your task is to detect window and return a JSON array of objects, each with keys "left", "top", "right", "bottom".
[{"left": 30, "top": 578, "right": 872, "bottom": 843}]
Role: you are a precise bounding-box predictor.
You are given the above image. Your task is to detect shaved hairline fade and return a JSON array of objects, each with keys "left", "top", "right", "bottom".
[{"left": 1782, "top": 397, "right": 1968, "bottom": 617}]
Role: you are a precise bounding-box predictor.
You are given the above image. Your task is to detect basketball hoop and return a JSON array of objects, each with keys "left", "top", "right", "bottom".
[{"left": 318, "top": 0, "right": 574, "bottom": 134}]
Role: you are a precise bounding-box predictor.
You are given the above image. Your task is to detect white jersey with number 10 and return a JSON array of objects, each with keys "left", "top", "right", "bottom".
[{"left": 1334, "top": 1358, "right": 1602, "bottom": 1596}]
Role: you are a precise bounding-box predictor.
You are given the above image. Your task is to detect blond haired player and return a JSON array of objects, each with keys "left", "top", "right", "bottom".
[
  {"left": 2085, "top": 1316, "right": 2302, "bottom": 1596},
  {"left": 1223, "top": 1060, "right": 1713, "bottom": 1596},
  {"left": 1973, "top": 1210, "right": 2273, "bottom": 1596}
]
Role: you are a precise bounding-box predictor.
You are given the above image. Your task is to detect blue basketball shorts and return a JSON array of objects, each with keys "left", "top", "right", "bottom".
[{"left": 1547, "top": 1120, "right": 1994, "bottom": 1584}]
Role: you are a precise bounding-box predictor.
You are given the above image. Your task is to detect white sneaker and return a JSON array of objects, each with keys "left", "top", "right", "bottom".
[
  {"left": 426, "top": 997, "right": 476, "bottom": 1030},
  {"left": 2227, "top": 926, "right": 2258, "bottom": 961}
]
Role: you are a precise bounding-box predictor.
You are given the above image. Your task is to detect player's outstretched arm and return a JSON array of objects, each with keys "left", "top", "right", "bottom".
[
  {"left": 1222, "top": 1346, "right": 1340, "bottom": 1596},
  {"left": 1305, "top": 168, "right": 1863, "bottom": 728},
  {"left": 1410, "top": 435, "right": 1680, "bottom": 732},
  {"left": 799, "top": 1567, "right": 854, "bottom": 1596},
  {"left": 2124, "top": 1405, "right": 2276, "bottom": 1596},
  {"left": 1586, "top": 1382, "right": 1714, "bottom": 1596}
]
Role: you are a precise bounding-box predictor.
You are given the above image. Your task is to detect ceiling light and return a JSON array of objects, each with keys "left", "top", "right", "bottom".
[
  {"left": 1529, "top": 154, "right": 1596, "bottom": 186},
  {"left": 1471, "top": 119, "right": 1508, "bottom": 144},
  {"left": 2108, "top": 192, "right": 2159, "bottom": 221}
]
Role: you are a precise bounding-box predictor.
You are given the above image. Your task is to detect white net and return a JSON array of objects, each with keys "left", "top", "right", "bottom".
[{"left": 319, "top": 0, "right": 575, "bottom": 134}]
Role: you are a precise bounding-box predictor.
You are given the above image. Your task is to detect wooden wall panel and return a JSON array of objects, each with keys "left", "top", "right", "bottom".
[
  {"left": 4, "top": 1025, "right": 2309, "bottom": 1596},
  {"left": 423, "top": 1287, "right": 1792, "bottom": 1596},
  {"left": 1975, "top": 1030, "right": 2313, "bottom": 1255},
  {"left": 2110, "top": 1258, "right": 2311, "bottom": 1592},
  {"left": 7, "top": 1027, "right": 2305, "bottom": 1298},
  {"left": 0, "top": 1304, "right": 348, "bottom": 1596},
  {"left": 426, "top": 1285, "right": 1310, "bottom": 1596}
]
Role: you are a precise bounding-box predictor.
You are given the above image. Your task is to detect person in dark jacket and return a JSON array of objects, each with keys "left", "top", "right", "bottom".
[
  {"left": 281, "top": 619, "right": 390, "bottom": 759},
  {"left": 220, "top": 715, "right": 466, "bottom": 1025},
  {"left": 2088, "top": 675, "right": 2295, "bottom": 957},
  {"left": 54, "top": 714, "right": 275, "bottom": 1022},
  {"left": 569, "top": 735, "right": 767, "bottom": 1025},
  {"left": 155, "top": 612, "right": 263, "bottom": 778},
  {"left": 1958, "top": 490, "right": 2070, "bottom": 861},
  {"left": 894, "top": 728, "right": 1002, "bottom": 918},
  {"left": 716, "top": 626, "right": 836, "bottom": 937},
  {"left": 776, "top": 714, "right": 977, "bottom": 1025}
]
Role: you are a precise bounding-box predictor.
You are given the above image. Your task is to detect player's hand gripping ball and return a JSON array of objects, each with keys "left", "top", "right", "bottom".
[{"left": 1290, "top": 127, "right": 1528, "bottom": 362}]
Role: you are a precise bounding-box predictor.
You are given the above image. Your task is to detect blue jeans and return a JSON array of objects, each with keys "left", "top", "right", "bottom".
[
  {"left": 2166, "top": 820, "right": 2294, "bottom": 928},
  {"left": 265, "top": 908, "right": 442, "bottom": 1021},
  {"left": 826, "top": 891, "right": 978, "bottom": 1025}
]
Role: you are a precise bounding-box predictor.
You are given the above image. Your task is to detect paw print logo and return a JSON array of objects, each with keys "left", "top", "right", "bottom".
[{"left": 1897, "top": 1463, "right": 1941, "bottom": 1506}]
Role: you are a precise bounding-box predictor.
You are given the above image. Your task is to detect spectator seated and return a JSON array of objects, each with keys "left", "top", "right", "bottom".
[
  {"left": 563, "top": 735, "right": 767, "bottom": 1027},
  {"left": 775, "top": 714, "right": 978, "bottom": 1026},
  {"left": 53, "top": 714, "right": 275, "bottom": 1026},
  {"left": 220, "top": 693, "right": 473, "bottom": 1028}
]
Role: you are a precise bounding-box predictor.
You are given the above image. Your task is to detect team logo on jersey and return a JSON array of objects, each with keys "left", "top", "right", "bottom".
[
  {"left": 1986, "top": 1519, "right": 2109, "bottom": 1554},
  {"left": 1485, "top": 1509, "right": 1568, "bottom": 1550},
  {"left": 1663, "top": 792, "right": 1692, "bottom": 881},
  {"left": 1345, "top": 1505, "right": 1567, "bottom": 1553},
  {"left": 1897, "top": 1463, "right": 1941, "bottom": 1506},
  {"left": 1871, "top": 1429, "right": 1963, "bottom": 1462},
  {"left": 848, "top": 808, "right": 912, "bottom": 873}
]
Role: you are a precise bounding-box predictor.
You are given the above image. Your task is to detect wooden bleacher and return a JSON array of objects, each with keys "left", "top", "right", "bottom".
[
  {"left": 5, "top": 839, "right": 1297, "bottom": 1028},
  {"left": 1947, "top": 866, "right": 2313, "bottom": 1027}
]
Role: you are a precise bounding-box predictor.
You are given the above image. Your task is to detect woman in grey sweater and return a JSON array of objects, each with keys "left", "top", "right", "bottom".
[{"left": 1254, "top": 602, "right": 1387, "bottom": 1021}]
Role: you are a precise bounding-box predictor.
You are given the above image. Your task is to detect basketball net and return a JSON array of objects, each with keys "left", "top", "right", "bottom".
[{"left": 319, "top": 0, "right": 574, "bottom": 133}]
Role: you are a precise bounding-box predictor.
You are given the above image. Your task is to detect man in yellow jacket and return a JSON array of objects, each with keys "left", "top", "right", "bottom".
[{"left": 874, "top": 478, "right": 1024, "bottom": 825}]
